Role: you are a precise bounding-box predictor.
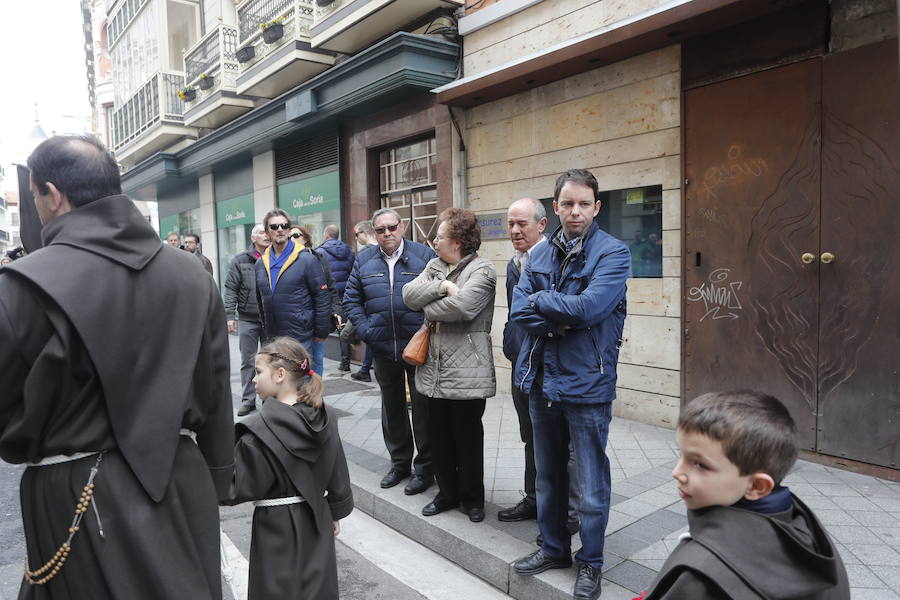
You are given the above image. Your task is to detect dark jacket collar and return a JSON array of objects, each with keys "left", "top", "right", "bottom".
[
  {"left": 548, "top": 221, "right": 600, "bottom": 257},
  {"left": 42, "top": 195, "right": 162, "bottom": 270}
]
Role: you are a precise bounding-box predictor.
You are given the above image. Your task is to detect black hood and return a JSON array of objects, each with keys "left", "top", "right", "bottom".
[
  {"left": 258, "top": 398, "right": 332, "bottom": 463},
  {"left": 42, "top": 195, "right": 162, "bottom": 270},
  {"left": 688, "top": 495, "right": 848, "bottom": 599}
]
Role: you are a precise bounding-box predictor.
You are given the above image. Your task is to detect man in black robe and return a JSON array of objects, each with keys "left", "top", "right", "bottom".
[{"left": 0, "top": 135, "right": 234, "bottom": 599}]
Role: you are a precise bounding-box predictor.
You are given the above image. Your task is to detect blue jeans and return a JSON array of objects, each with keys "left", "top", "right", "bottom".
[
  {"left": 530, "top": 392, "right": 612, "bottom": 568},
  {"left": 360, "top": 344, "right": 373, "bottom": 373},
  {"left": 310, "top": 340, "right": 325, "bottom": 377}
]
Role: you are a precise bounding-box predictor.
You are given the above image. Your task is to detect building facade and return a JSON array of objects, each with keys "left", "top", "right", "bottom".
[{"left": 435, "top": 0, "right": 899, "bottom": 475}]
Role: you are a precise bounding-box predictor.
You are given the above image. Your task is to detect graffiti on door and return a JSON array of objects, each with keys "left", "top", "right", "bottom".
[{"left": 687, "top": 268, "right": 743, "bottom": 321}]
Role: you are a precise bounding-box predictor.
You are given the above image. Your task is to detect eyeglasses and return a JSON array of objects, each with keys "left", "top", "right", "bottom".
[
  {"left": 374, "top": 223, "right": 400, "bottom": 235},
  {"left": 291, "top": 233, "right": 306, "bottom": 240},
  {"left": 268, "top": 223, "right": 290, "bottom": 231}
]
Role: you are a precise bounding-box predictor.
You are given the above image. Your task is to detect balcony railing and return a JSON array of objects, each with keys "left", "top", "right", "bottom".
[
  {"left": 312, "top": 0, "right": 346, "bottom": 22},
  {"left": 236, "top": 0, "right": 314, "bottom": 64},
  {"left": 110, "top": 71, "right": 185, "bottom": 152},
  {"left": 184, "top": 23, "right": 240, "bottom": 90}
]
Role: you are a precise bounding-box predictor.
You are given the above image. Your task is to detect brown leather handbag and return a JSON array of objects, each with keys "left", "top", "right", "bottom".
[{"left": 402, "top": 322, "right": 431, "bottom": 366}]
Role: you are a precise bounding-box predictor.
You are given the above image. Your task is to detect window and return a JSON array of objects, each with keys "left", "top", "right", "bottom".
[
  {"left": 379, "top": 137, "right": 437, "bottom": 247},
  {"left": 540, "top": 184, "right": 663, "bottom": 278}
]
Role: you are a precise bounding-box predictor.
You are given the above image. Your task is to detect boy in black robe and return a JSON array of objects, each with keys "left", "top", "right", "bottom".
[
  {"left": 0, "top": 136, "right": 234, "bottom": 599},
  {"left": 635, "top": 391, "right": 849, "bottom": 600},
  {"left": 226, "top": 337, "right": 353, "bottom": 600}
]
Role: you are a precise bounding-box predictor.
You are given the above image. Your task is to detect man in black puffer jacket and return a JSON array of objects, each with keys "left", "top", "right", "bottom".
[
  {"left": 224, "top": 224, "right": 270, "bottom": 416},
  {"left": 317, "top": 224, "right": 355, "bottom": 372},
  {"left": 343, "top": 208, "right": 435, "bottom": 496}
]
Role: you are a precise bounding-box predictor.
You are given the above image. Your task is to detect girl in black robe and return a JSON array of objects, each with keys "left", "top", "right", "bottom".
[{"left": 225, "top": 337, "right": 353, "bottom": 600}]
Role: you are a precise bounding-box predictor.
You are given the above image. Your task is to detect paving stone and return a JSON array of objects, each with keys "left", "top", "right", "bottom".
[
  {"left": 814, "top": 509, "right": 860, "bottom": 527},
  {"left": 849, "top": 511, "right": 900, "bottom": 528},
  {"left": 606, "top": 509, "right": 641, "bottom": 533},
  {"left": 869, "top": 527, "right": 900, "bottom": 546},
  {"left": 634, "top": 488, "right": 677, "bottom": 508},
  {"left": 846, "top": 563, "right": 891, "bottom": 588},
  {"left": 604, "top": 532, "right": 651, "bottom": 558},
  {"left": 832, "top": 496, "right": 881, "bottom": 511},
  {"left": 830, "top": 526, "right": 882, "bottom": 545},
  {"left": 869, "top": 564, "right": 900, "bottom": 591},
  {"left": 642, "top": 508, "right": 688, "bottom": 532},
  {"left": 850, "top": 588, "right": 900, "bottom": 599},
  {"left": 612, "top": 482, "right": 648, "bottom": 498},
  {"left": 603, "top": 560, "right": 658, "bottom": 593},
  {"left": 619, "top": 519, "right": 671, "bottom": 545},
  {"left": 631, "top": 540, "right": 670, "bottom": 561},
  {"left": 835, "top": 543, "right": 862, "bottom": 565},
  {"left": 615, "top": 498, "right": 659, "bottom": 519},
  {"left": 844, "top": 544, "right": 900, "bottom": 566},
  {"left": 814, "top": 483, "right": 862, "bottom": 497},
  {"left": 872, "top": 497, "right": 900, "bottom": 513}
]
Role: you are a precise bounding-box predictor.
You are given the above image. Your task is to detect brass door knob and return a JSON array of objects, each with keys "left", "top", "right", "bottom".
[
  {"left": 801, "top": 253, "right": 816, "bottom": 264},
  {"left": 821, "top": 252, "right": 835, "bottom": 264}
]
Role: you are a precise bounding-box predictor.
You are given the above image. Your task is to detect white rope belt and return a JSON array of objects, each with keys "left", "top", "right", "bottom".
[
  {"left": 253, "top": 496, "right": 306, "bottom": 508},
  {"left": 28, "top": 429, "right": 197, "bottom": 467}
]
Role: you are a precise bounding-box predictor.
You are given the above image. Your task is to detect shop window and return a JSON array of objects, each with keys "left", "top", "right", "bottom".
[
  {"left": 379, "top": 137, "right": 437, "bottom": 247},
  {"left": 539, "top": 185, "right": 663, "bottom": 278}
]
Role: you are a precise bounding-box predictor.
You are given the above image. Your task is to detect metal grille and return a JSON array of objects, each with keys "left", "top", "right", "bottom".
[
  {"left": 275, "top": 134, "right": 339, "bottom": 180},
  {"left": 237, "top": 0, "right": 291, "bottom": 43},
  {"left": 162, "top": 72, "right": 185, "bottom": 120},
  {"left": 223, "top": 26, "right": 238, "bottom": 61},
  {"left": 185, "top": 28, "right": 221, "bottom": 83},
  {"left": 379, "top": 137, "right": 438, "bottom": 247},
  {"left": 111, "top": 73, "right": 161, "bottom": 151}
]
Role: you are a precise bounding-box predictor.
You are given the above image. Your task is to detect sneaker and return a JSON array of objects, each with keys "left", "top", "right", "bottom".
[
  {"left": 350, "top": 370, "right": 371, "bottom": 382},
  {"left": 237, "top": 404, "right": 256, "bottom": 417}
]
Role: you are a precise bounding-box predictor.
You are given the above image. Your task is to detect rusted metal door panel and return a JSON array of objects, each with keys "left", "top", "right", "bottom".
[
  {"left": 817, "top": 40, "right": 900, "bottom": 468},
  {"left": 683, "top": 60, "right": 822, "bottom": 450}
]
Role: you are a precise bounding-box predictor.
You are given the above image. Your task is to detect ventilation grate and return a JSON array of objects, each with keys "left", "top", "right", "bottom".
[{"left": 275, "top": 134, "right": 339, "bottom": 180}]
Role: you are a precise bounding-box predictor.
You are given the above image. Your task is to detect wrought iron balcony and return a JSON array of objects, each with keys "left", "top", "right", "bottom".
[
  {"left": 184, "top": 24, "right": 240, "bottom": 91},
  {"left": 110, "top": 70, "right": 189, "bottom": 155},
  {"left": 236, "top": 0, "right": 314, "bottom": 59},
  {"left": 310, "top": 0, "right": 463, "bottom": 53},
  {"left": 182, "top": 23, "right": 256, "bottom": 128}
]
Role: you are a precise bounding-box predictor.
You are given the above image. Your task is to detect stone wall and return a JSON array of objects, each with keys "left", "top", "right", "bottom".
[{"left": 463, "top": 45, "right": 682, "bottom": 427}]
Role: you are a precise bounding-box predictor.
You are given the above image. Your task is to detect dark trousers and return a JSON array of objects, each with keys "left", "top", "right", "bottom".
[
  {"left": 360, "top": 344, "right": 373, "bottom": 372},
  {"left": 428, "top": 396, "right": 486, "bottom": 510},
  {"left": 339, "top": 340, "right": 352, "bottom": 363},
  {"left": 512, "top": 378, "right": 580, "bottom": 518},
  {"left": 238, "top": 319, "right": 262, "bottom": 407},
  {"left": 373, "top": 356, "right": 431, "bottom": 476}
]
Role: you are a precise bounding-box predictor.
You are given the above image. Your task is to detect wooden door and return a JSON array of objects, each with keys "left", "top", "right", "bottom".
[
  {"left": 817, "top": 40, "right": 900, "bottom": 468},
  {"left": 683, "top": 60, "right": 822, "bottom": 451}
]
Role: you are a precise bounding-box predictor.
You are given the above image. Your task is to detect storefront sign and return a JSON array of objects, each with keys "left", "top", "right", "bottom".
[
  {"left": 478, "top": 212, "right": 508, "bottom": 241},
  {"left": 216, "top": 193, "right": 255, "bottom": 228},
  {"left": 277, "top": 170, "right": 340, "bottom": 219}
]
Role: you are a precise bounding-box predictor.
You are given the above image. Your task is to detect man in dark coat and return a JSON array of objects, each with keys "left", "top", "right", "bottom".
[
  {"left": 0, "top": 135, "right": 234, "bottom": 599},
  {"left": 224, "top": 224, "right": 270, "bottom": 416},
  {"left": 184, "top": 232, "right": 214, "bottom": 276},
  {"left": 317, "top": 224, "right": 355, "bottom": 372},
  {"left": 255, "top": 210, "right": 331, "bottom": 372},
  {"left": 343, "top": 208, "right": 435, "bottom": 495}
]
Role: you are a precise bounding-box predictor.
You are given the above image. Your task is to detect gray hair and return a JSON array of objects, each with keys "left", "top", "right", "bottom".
[
  {"left": 323, "top": 224, "right": 339, "bottom": 239},
  {"left": 166, "top": 231, "right": 180, "bottom": 239},
  {"left": 354, "top": 220, "right": 374, "bottom": 235},
  {"left": 371, "top": 207, "right": 402, "bottom": 224},
  {"left": 251, "top": 224, "right": 265, "bottom": 236},
  {"left": 522, "top": 198, "right": 546, "bottom": 222}
]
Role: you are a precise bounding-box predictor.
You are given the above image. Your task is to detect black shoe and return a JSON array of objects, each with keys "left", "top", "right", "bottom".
[
  {"left": 380, "top": 469, "right": 409, "bottom": 489},
  {"left": 422, "top": 497, "right": 459, "bottom": 517},
  {"left": 573, "top": 563, "right": 603, "bottom": 599},
  {"left": 351, "top": 370, "right": 371, "bottom": 382},
  {"left": 513, "top": 549, "right": 573, "bottom": 575},
  {"left": 498, "top": 497, "right": 537, "bottom": 522},
  {"left": 337, "top": 360, "right": 351, "bottom": 372},
  {"left": 403, "top": 474, "right": 433, "bottom": 495},
  {"left": 237, "top": 404, "right": 255, "bottom": 417},
  {"left": 467, "top": 507, "right": 485, "bottom": 522}
]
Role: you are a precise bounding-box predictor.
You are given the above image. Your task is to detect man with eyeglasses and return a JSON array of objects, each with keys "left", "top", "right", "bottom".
[
  {"left": 254, "top": 209, "right": 332, "bottom": 378},
  {"left": 343, "top": 208, "right": 436, "bottom": 495}
]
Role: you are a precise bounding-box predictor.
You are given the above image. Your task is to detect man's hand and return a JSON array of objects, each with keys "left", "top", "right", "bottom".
[
  {"left": 440, "top": 280, "right": 460, "bottom": 297},
  {"left": 227, "top": 320, "right": 238, "bottom": 334},
  {"left": 334, "top": 314, "right": 344, "bottom": 329},
  {"left": 333, "top": 520, "right": 341, "bottom": 536}
]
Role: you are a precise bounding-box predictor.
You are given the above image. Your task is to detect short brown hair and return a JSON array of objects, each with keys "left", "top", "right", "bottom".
[
  {"left": 678, "top": 391, "right": 798, "bottom": 484},
  {"left": 554, "top": 169, "right": 599, "bottom": 203},
  {"left": 439, "top": 207, "right": 481, "bottom": 256},
  {"left": 257, "top": 337, "right": 323, "bottom": 408},
  {"left": 263, "top": 209, "right": 292, "bottom": 231}
]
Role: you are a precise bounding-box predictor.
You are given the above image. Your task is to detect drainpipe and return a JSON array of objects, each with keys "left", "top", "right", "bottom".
[{"left": 448, "top": 105, "right": 467, "bottom": 209}]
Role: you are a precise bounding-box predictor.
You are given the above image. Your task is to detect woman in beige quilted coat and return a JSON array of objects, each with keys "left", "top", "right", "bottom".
[{"left": 402, "top": 208, "right": 497, "bottom": 523}]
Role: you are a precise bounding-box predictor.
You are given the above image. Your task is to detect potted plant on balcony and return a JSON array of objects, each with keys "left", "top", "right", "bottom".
[
  {"left": 198, "top": 73, "right": 214, "bottom": 90},
  {"left": 260, "top": 17, "right": 284, "bottom": 44},
  {"left": 178, "top": 85, "right": 197, "bottom": 102},
  {"left": 236, "top": 45, "right": 255, "bottom": 63}
]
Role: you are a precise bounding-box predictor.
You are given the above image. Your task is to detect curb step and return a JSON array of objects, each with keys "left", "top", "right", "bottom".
[{"left": 346, "top": 461, "right": 636, "bottom": 600}]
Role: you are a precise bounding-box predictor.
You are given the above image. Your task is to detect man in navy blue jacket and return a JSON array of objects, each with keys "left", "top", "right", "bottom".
[
  {"left": 317, "top": 224, "right": 355, "bottom": 371},
  {"left": 343, "top": 208, "right": 436, "bottom": 495},
  {"left": 510, "top": 170, "right": 630, "bottom": 600},
  {"left": 255, "top": 209, "right": 332, "bottom": 374}
]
